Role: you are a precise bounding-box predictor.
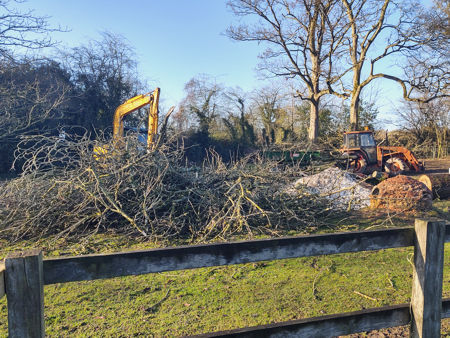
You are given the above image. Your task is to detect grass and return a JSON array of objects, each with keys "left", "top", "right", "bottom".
[{"left": 1, "top": 201, "right": 449, "bottom": 337}]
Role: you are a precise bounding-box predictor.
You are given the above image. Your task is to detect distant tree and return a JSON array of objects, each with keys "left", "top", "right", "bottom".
[
  {"left": 0, "top": 60, "right": 70, "bottom": 140},
  {"left": 0, "top": 0, "right": 66, "bottom": 174},
  {"left": 227, "top": 0, "right": 349, "bottom": 143},
  {"left": 332, "top": 100, "right": 379, "bottom": 134},
  {"left": 223, "top": 87, "right": 255, "bottom": 145},
  {"left": 397, "top": 98, "right": 449, "bottom": 158},
  {"left": 62, "top": 32, "right": 142, "bottom": 133},
  {"left": 250, "top": 86, "right": 287, "bottom": 146},
  {"left": 171, "top": 105, "right": 191, "bottom": 132},
  {"left": 179, "top": 75, "right": 223, "bottom": 143},
  {"left": 290, "top": 102, "right": 338, "bottom": 142},
  {"left": 0, "top": 59, "right": 71, "bottom": 173}
]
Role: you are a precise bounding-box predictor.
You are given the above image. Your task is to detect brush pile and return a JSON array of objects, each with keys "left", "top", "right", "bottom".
[{"left": 0, "top": 134, "right": 334, "bottom": 242}]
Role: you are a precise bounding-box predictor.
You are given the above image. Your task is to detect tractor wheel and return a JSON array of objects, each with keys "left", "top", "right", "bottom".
[
  {"left": 352, "top": 157, "right": 367, "bottom": 174},
  {"left": 341, "top": 153, "right": 367, "bottom": 174},
  {"left": 384, "top": 157, "right": 407, "bottom": 176}
]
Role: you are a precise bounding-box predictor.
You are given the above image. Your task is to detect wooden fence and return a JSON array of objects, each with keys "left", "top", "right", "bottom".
[{"left": 1, "top": 218, "right": 449, "bottom": 337}]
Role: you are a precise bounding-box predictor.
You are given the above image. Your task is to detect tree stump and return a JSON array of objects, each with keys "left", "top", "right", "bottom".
[{"left": 417, "top": 174, "right": 450, "bottom": 200}]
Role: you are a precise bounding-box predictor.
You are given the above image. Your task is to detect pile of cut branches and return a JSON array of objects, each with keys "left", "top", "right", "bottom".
[{"left": 0, "top": 134, "right": 334, "bottom": 242}]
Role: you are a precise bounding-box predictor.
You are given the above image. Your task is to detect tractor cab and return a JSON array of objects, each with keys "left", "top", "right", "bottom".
[{"left": 342, "top": 130, "right": 377, "bottom": 164}]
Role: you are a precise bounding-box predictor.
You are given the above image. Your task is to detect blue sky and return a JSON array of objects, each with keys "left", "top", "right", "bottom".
[
  {"left": 28, "top": 0, "right": 263, "bottom": 109},
  {"left": 24, "top": 0, "right": 428, "bottom": 127}
]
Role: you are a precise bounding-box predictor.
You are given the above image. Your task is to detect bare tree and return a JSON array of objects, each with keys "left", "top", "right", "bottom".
[
  {"left": 251, "top": 85, "right": 286, "bottom": 145},
  {"left": 341, "top": 0, "right": 448, "bottom": 130},
  {"left": 223, "top": 87, "right": 255, "bottom": 145},
  {"left": 179, "top": 75, "right": 223, "bottom": 140},
  {"left": 397, "top": 98, "right": 449, "bottom": 158},
  {"left": 0, "top": 60, "right": 70, "bottom": 141},
  {"left": 424, "top": 0, "right": 449, "bottom": 41},
  {"left": 0, "top": 0, "right": 64, "bottom": 58},
  {"left": 227, "top": 0, "right": 349, "bottom": 143},
  {"left": 0, "top": 0, "right": 67, "bottom": 174},
  {"left": 61, "top": 32, "right": 143, "bottom": 133},
  {"left": 0, "top": 60, "right": 71, "bottom": 173}
]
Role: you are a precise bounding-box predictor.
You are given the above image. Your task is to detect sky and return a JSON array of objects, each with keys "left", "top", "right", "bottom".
[
  {"left": 27, "top": 0, "right": 264, "bottom": 109},
  {"left": 22, "top": 0, "right": 427, "bottom": 127}
]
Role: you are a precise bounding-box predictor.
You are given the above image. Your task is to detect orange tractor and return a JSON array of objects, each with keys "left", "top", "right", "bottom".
[{"left": 340, "top": 129, "right": 424, "bottom": 176}]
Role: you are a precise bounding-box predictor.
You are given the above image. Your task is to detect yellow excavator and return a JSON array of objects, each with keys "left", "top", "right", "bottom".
[
  {"left": 113, "top": 88, "right": 161, "bottom": 148},
  {"left": 94, "top": 88, "right": 165, "bottom": 158}
]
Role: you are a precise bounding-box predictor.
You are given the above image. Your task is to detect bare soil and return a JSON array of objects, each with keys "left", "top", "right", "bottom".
[
  {"left": 414, "top": 157, "right": 450, "bottom": 176},
  {"left": 339, "top": 318, "right": 450, "bottom": 337}
]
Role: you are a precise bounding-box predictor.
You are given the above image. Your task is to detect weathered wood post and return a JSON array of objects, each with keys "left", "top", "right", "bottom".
[
  {"left": 411, "top": 219, "right": 446, "bottom": 338},
  {"left": 0, "top": 260, "right": 5, "bottom": 299},
  {"left": 5, "top": 249, "right": 45, "bottom": 338}
]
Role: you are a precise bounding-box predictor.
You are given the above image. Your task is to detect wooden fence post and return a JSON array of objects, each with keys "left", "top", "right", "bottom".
[
  {"left": 5, "top": 249, "right": 45, "bottom": 338},
  {"left": 411, "top": 219, "right": 446, "bottom": 338},
  {"left": 0, "top": 261, "right": 5, "bottom": 299}
]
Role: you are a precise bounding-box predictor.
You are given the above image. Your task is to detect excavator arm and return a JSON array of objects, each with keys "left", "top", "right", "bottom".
[{"left": 113, "top": 88, "right": 160, "bottom": 148}]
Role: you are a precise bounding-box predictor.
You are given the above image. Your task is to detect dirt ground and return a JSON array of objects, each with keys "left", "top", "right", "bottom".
[
  {"left": 415, "top": 157, "right": 450, "bottom": 176},
  {"left": 338, "top": 318, "right": 450, "bottom": 337}
]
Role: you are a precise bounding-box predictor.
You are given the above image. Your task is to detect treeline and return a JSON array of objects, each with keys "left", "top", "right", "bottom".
[{"left": 172, "top": 75, "right": 378, "bottom": 153}]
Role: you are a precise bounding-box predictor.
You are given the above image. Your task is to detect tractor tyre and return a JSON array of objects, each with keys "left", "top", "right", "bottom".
[
  {"left": 341, "top": 153, "right": 367, "bottom": 174},
  {"left": 384, "top": 157, "right": 407, "bottom": 176},
  {"left": 353, "top": 157, "right": 367, "bottom": 174}
]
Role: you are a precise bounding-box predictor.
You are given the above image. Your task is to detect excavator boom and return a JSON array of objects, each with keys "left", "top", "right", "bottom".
[{"left": 113, "top": 88, "right": 160, "bottom": 148}]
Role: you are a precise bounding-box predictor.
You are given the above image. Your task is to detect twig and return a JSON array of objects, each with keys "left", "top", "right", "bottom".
[
  {"left": 145, "top": 289, "right": 171, "bottom": 313},
  {"left": 353, "top": 290, "right": 378, "bottom": 302}
]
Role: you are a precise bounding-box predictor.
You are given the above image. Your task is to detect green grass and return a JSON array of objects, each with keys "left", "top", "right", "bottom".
[{"left": 1, "top": 202, "right": 449, "bottom": 337}]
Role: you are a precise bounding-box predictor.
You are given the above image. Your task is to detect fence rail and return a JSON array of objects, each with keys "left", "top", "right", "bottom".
[
  {"left": 43, "top": 226, "right": 417, "bottom": 285},
  {"left": 195, "top": 300, "right": 450, "bottom": 337},
  {"left": 1, "top": 219, "right": 450, "bottom": 337}
]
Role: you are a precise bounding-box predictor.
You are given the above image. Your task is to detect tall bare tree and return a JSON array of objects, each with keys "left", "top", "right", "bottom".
[
  {"left": 227, "top": 0, "right": 349, "bottom": 142},
  {"left": 341, "top": 0, "right": 448, "bottom": 130},
  {"left": 0, "top": 0, "right": 67, "bottom": 174}
]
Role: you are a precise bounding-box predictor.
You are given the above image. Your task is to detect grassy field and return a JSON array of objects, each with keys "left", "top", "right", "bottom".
[{"left": 1, "top": 201, "right": 449, "bottom": 337}]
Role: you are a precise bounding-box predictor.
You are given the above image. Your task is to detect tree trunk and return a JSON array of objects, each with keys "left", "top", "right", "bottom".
[
  {"left": 308, "top": 100, "right": 319, "bottom": 142},
  {"left": 350, "top": 66, "right": 362, "bottom": 131},
  {"left": 350, "top": 95, "right": 359, "bottom": 131}
]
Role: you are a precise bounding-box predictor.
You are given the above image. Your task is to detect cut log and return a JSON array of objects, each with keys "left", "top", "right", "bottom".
[{"left": 417, "top": 174, "right": 450, "bottom": 199}]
